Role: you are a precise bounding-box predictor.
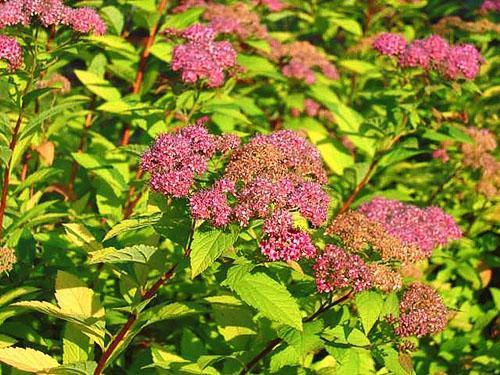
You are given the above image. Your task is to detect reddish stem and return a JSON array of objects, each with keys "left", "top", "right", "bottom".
[
  {"left": 0, "top": 112, "right": 25, "bottom": 239},
  {"left": 338, "top": 157, "right": 380, "bottom": 216},
  {"left": 120, "top": 0, "right": 169, "bottom": 146},
  {"left": 239, "top": 291, "right": 353, "bottom": 374},
  {"left": 94, "top": 264, "right": 177, "bottom": 375}
]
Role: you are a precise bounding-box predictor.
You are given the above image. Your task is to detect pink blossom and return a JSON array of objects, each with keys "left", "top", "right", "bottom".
[
  {"left": 0, "top": 0, "right": 106, "bottom": 35},
  {"left": 260, "top": 229, "right": 316, "bottom": 262},
  {"left": 313, "top": 245, "right": 372, "bottom": 293},
  {"left": 289, "top": 182, "right": 330, "bottom": 227},
  {"left": 480, "top": 0, "right": 500, "bottom": 12},
  {"left": 171, "top": 24, "right": 236, "bottom": 87},
  {"left": 444, "top": 44, "right": 484, "bottom": 80},
  {"left": 0, "top": 35, "right": 22, "bottom": 71},
  {"left": 432, "top": 148, "right": 450, "bottom": 163},
  {"left": 395, "top": 283, "right": 448, "bottom": 337},
  {"left": 141, "top": 121, "right": 223, "bottom": 197},
  {"left": 422, "top": 35, "right": 450, "bottom": 64},
  {"left": 190, "top": 179, "right": 235, "bottom": 226},
  {"left": 304, "top": 99, "right": 321, "bottom": 117},
  {"left": 359, "top": 197, "right": 462, "bottom": 256},
  {"left": 399, "top": 41, "right": 430, "bottom": 69},
  {"left": 373, "top": 33, "right": 407, "bottom": 56},
  {"left": 254, "top": 0, "right": 286, "bottom": 12}
]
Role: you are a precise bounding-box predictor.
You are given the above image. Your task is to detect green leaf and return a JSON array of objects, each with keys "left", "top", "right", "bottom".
[
  {"left": 54, "top": 271, "right": 104, "bottom": 319},
  {"left": 355, "top": 290, "right": 384, "bottom": 334},
  {"left": 0, "top": 286, "right": 39, "bottom": 307},
  {"left": 63, "top": 324, "right": 91, "bottom": 364},
  {"left": 63, "top": 223, "right": 102, "bottom": 253},
  {"left": 0, "top": 334, "right": 16, "bottom": 349},
  {"left": 0, "top": 347, "right": 59, "bottom": 373},
  {"left": 229, "top": 272, "right": 303, "bottom": 331},
  {"left": 278, "top": 321, "right": 324, "bottom": 363},
  {"left": 103, "top": 213, "right": 162, "bottom": 241},
  {"left": 74, "top": 70, "right": 122, "bottom": 101},
  {"left": 88, "top": 245, "right": 159, "bottom": 265},
  {"left": 190, "top": 226, "right": 239, "bottom": 278}
]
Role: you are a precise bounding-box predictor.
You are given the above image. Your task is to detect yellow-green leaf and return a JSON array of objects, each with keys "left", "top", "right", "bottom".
[{"left": 0, "top": 347, "right": 59, "bottom": 373}]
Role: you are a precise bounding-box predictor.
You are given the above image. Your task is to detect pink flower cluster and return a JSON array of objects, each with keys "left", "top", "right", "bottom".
[
  {"left": 481, "top": 0, "right": 500, "bottom": 12},
  {"left": 0, "top": 0, "right": 106, "bottom": 35},
  {"left": 171, "top": 24, "right": 237, "bottom": 87},
  {"left": 313, "top": 244, "right": 372, "bottom": 293},
  {"left": 395, "top": 283, "right": 448, "bottom": 337},
  {"left": 141, "top": 119, "right": 239, "bottom": 197},
  {"left": 0, "top": 35, "right": 21, "bottom": 70},
  {"left": 373, "top": 33, "right": 484, "bottom": 80},
  {"left": 189, "top": 130, "right": 330, "bottom": 262},
  {"left": 358, "top": 197, "right": 462, "bottom": 257},
  {"left": 253, "top": 0, "right": 285, "bottom": 12}
]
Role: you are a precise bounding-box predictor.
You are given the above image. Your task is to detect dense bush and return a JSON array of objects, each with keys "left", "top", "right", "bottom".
[{"left": 0, "top": 0, "right": 498, "bottom": 374}]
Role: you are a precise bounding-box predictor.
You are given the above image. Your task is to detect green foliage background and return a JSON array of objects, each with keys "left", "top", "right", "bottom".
[{"left": 0, "top": 0, "right": 498, "bottom": 374}]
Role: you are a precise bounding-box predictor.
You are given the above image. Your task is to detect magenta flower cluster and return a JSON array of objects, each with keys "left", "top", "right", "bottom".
[
  {"left": 254, "top": 0, "right": 285, "bottom": 12},
  {"left": 313, "top": 244, "right": 372, "bottom": 293},
  {"left": 358, "top": 197, "right": 462, "bottom": 257},
  {"left": 0, "top": 0, "right": 106, "bottom": 35},
  {"left": 395, "top": 283, "right": 448, "bottom": 337},
  {"left": 481, "top": 0, "right": 500, "bottom": 12},
  {"left": 373, "top": 33, "right": 484, "bottom": 80},
  {"left": 0, "top": 35, "right": 21, "bottom": 70},
  {"left": 140, "top": 119, "right": 239, "bottom": 197},
  {"left": 188, "top": 130, "right": 330, "bottom": 262},
  {"left": 171, "top": 24, "right": 237, "bottom": 87}
]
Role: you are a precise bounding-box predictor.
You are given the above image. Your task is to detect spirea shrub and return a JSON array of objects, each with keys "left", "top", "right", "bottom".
[{"left": 0, "top": 1, "right": 497, "bottom": 374}]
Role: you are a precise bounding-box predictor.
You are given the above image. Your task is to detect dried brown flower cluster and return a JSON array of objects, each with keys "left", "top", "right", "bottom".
[
  {"left": 37, "top": 73, "right": 71, "bottom": 94},
  {"left": 204, "top": 2, "right": 268, "bottom": 39},
  {"left": 433, "top": 16, "right": 500, "bottom": 36},
  {"left": 268, "top": 40, "right": 339, "bottom": 83},
  {"left": 0, "top": 247, "right": 16, "bottom": 274},
  {"left": 224, "top": 130, "right": 327, "bottom": 185},
  {"left": 461, "top": 128, "right": 499, "bottom": 198},
  {"left": 369, "top": 264, "right": 403, "bottom": 292},
  {"left": 327, "top": 211, "right": 424, "bottom": 264}
]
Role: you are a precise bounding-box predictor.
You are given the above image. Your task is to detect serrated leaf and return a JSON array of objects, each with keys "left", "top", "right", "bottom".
[
  {"left": 62, "top": 324, "right": 90, "bottom": 365},
  {"left": 190, "top": 227, "right": 239, "bottom": 278},
  {"left": 355, "top": 290, "right": 384, "bottom": 334},
  {"left": 55, "top": 271, "right": 104, "bottom": 318},
  {"left": 88, "top": 245, "right": 158, "bottom": 265},
  {"left": 229, "top": 272, "right": 303, "bottom": 331},
  {"left": 0, "top": 347, "right": 59, "bottom": 373}
]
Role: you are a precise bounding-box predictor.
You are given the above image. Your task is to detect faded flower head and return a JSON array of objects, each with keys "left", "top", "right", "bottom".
[
  {"left": 327, "top": 211, "right": 424, "bottom": 264},
  {"left": 369, "top": 264, "right": 403, "bottom": 292},
  {"left": 37, "top": 73, "right": 71, "bottom": 94},
  {"left": 395, "top": 282, "right": 448, "bottom": 337},
  {"left": 461, "top": 127, "right": 499, "bottom": 197},
  {"left": 225, "top": 130, "right": 327, "bottom": 185},
  {"left": 0, "top": 0, "right": 106, "bottom": 35},
  {"left": 171, "top": 24, "right": 237, "bottom": 87},
  {"left": 358, "top": 197, "right": 462, "bottom": 257},
  {"left": 0, "top": 247, "right": 16, "bottom": 274},
  {"left": 189, "top": 130, "right": 329, "bottom": 262},
  {"left": 271, "top": 40, "right": 339, "bottom": 84},
  {"left": 204, "top": 3, "right": 268, "bottom": 39},
  {"left": 313, "top": 244, "right": 372, "bottom": 293},
  {"left": 0, "top": 35, "right": 22, "bottom": 70}
]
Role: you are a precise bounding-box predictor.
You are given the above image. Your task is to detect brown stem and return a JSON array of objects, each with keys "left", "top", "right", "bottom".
[
  {"left": 239, "top": 291, "right": 352, "bottom": 374},
  {"left": 94, "top": 264, "right": 177, "bottom": 375},
  {"left": 120, "top": 0, "right": 169, "bottom": 146},
  {"left": 338, "top": 157, "right": 380, "bottom": 216},
  {"left": 0, "top": 113, "right": 25, "bottom": 239}
]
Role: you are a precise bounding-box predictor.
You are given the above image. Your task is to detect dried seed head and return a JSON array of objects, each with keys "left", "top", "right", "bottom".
[{"left": 0, "top": 247, "right": 16, "bottom": 274}]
